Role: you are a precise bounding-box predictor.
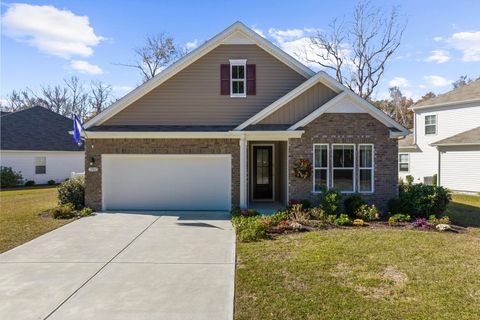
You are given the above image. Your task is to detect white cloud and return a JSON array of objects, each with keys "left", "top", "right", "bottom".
[
  {"left": 185, "top": 39, "right": 198, "bottom": 50},
  {"left": 389, "top": 77, "right": 409, "bottom": 88},
  {"left": 1, "top": 3, "right": 103, "bottom": 59},
  {"left": 447, "top": 31, "right": 480, "bottom": 62},
  {"left": 433, "top": 36, "right": 443, "bottom": 42},
  {"left": 268, "top": 28, "right": 306, "bottom": 43},
  {"left": 425, "top": 50, "right": 451, "bottom": 63},
  {"left": 424, "top": 75, "right": 451, "bottom": 87},
  {"left": 70, "top": 60, "right": 103, "bottom": 75},
  {"left": 112, "top": 85, "right": 133, "bottom": 93}
]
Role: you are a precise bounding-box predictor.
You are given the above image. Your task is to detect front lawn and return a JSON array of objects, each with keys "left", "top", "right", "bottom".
[
  {"left": 0, "top": 186, "right": 73, "bottom": 253},
  {"left": 447, "top": 194, "right": 480, "bottom": 227},
  {"left": 235, "top": 228, "right": 480, "bottom": 320}
]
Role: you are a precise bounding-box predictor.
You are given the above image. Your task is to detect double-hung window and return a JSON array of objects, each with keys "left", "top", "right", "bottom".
[
  {"left": 229, "top": 59, "right": 246, "bottom": 97},
  {"left": 35, "top": 156, "right": 46, "bottom": 174},
  {"left": 425, "top": 115, "right": 437, "bottom": 134},
  {"left": 358, "top": 144, "right": 374, "bottom": 192},
  {"left": 313, "top": 144, "right": 328, "bottom": 192},
  {"left": 399, "top": 153, "right": 409, "bottom": 172},
  {"left": 332, "top": 144, "right": 355, "bottom": 192}
]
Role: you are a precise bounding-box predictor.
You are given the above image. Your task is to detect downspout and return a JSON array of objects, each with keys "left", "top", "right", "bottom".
[{"left": 437, "top": 147, "right": 441, "bottom": 187}]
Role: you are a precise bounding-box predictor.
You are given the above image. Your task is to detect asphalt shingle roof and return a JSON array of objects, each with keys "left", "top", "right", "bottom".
[
  {"left": 431, "top": 126, "right": 480, "bottom": 146},
  {"left": 0, "top": 106, "right": 84, "bottom": 151},
  {"left": 414, "top": 79, "right": 480, "bottom": 108}
]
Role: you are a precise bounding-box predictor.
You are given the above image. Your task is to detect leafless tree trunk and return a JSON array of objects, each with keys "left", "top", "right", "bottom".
[
  {"left": 302, "top": 1, "right": 406, "bottom": 99},
  {"left": 64, "top": 76, "right": 89, "bottom": 119},
  {"left": 2, "top": 89, "right": 47, "bottom": 112},
  {"left": 89, "top": 80, "right": 113, "bottom": 114},
  {"left": 41, "top": 85, "right": 69, "bottom": 114},
  {"left": 118, "top": 33, "right": 183, "bottom": 83}
]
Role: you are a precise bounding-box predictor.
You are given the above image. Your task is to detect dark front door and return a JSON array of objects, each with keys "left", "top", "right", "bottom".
[{"left": 253, "top": 146, "right": 273, "bottom": 199}]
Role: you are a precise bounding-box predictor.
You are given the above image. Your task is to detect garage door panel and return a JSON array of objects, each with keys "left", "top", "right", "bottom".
[{"left": 102, "top": 155, "right": 231, "bottom": 211}]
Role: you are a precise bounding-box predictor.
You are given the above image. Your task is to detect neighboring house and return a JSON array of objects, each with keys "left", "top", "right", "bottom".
[
  {"left": 82, "top": 21, "right": 408, "bottom": 212},
  {"left": 399, "top": 80, "right": 480, "bottom": 193},
  {"left": 1, "top": 106, "right": 85, "bottom": 184}
]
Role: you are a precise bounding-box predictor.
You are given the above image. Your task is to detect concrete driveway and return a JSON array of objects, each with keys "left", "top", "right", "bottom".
[{"left": 0, "top": 211, "right": 235, "bottom": 320}]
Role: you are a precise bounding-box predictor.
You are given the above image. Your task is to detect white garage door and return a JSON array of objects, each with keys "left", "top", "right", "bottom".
[
  {"left": 102, "top": 154, "right": 231, "bottom": 211},
  {"left": 440, "top": 148, "right": 480, "bottom": 192}
]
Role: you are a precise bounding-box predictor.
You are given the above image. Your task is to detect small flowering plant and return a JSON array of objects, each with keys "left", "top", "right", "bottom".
[
  {"left": 293, "top": 159, "right": 313, "bottom": 179},
  {"left": 412, "top": 218, "right": 431, "bottom": 229}
]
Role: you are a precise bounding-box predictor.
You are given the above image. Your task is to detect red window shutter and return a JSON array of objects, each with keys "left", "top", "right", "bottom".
[
  {"left": 246, "top": 64, "right": 256, "bottom": 95},
  {"left": 220, "top": 64, "right": 230, "bottom": 95}
]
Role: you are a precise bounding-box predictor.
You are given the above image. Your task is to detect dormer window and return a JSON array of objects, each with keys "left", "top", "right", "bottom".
[{"left": 230, "top": 59, "right": 247, "bottom": 97}]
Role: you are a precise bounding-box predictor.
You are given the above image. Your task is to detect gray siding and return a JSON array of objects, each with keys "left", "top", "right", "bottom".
[
  {"left": 103, "top": 45, "right": 307, "bottom": 126},
  {"left": 259, "top": 82, "right": 337, "bottom": 125}
]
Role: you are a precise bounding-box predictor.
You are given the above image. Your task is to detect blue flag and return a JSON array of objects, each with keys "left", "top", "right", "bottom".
[{"left": 73, "top": 114, "right": 85, "bottom": 146}]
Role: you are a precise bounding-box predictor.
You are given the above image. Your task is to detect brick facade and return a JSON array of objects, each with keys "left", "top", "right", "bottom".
[
  {"left": 84, "top": 138, "right": 240, "bottom": 210},
  {"left": 288, "top": 113, "right": 398, "bottom": 211}
]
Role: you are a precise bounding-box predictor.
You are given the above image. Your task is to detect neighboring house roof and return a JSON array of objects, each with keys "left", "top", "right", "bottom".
[
  {"left": 398, "top": 132, "right": 419, "bottom": 151},
  {"left": 412, "top": 79, "right": 480, "bottom": 110},
  {"left": 1, "top": 111, "right": 10, "bottom": 116},
  {"left": 431, "top": 126, "right": 480, "bottom": 146},
  {"left": 85, "top": 21, "right": 315, "bottom": 129},
  {"left": 0, "top": 106, "right": 84, "bottom": 151}
]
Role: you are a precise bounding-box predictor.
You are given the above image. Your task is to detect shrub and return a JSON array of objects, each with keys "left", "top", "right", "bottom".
[
  {"left": 288, "top": 204, "right": 310, "bottom": 222},
  {"left": 25, "top": 180, "right": 35, "bottom": 186},
  {"left": 388, "top": 197, "right": 404, "bottom": 214},
  {"left": 334, "top": 214, "right": 352, "bottom": 226},
  {"left": 344, "top": 195, "right": 366, "bottom": 218},
  {"left": 0, "top": 166, "right": 23, "bottom": 187},
  {"left": 57, "top": 176, "right": 85, "bottom": 209},
  {"left": 270, "top": 210, "right": 289, "bottom": 226},
  {"left": 50, "top": 203, "right": 76, "bottom": 219},
  {"left": 412, "top": 218, "right": 431, "bottom": 229},
  {"left": 308, "top": 207, "right": 325, "bottom": 220},
  {"left": 388, "top": 213, "right": 411, "bottom": 226},
  {"left": 355, "top": 204, "right": 379, "bottom": 221},
  {"left": 432, "top": 174, "right": 438, "bottom": 186},
  {"left": 353, "top": 219, "right": 365, "bottom": 226},
  {"left": 396, "top": 184, "right": 451, "bottom": 218},
  {"left": 428, "top": 215, "right": 450, "bottom": 225},
  {"left": 47, "top": 180, "right": 56, "bottom": 185},
  {"left": 299, "top": 199, "right": 311, "bottom": 209},
  {"left": 78, "top": 207, "right": 93, "bottom": 217},
  {"left": 406, "top": 175, "right": 414, "bottom": 185},
  {"left": 231, "top": 215, "right": 267, "bottom": 242},
  {"left": 319, "top": 189, "right": 341, "bottom": 215},
  {"left": 327, "top": 215, "right": 337, "bottom": 223}
]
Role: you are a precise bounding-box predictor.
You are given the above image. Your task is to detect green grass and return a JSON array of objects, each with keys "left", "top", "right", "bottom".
[
  {"left": 447, "top": 194, "right": 480, "bottom": 227},
  {"left": 0, "top": 186, "right": 73, "bottom": 253},
  {"left": 235, "top": 195, "right": 480, "bottom": 320}
]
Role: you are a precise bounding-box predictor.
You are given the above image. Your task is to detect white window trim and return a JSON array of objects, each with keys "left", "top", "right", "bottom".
[
  {"left": 332, "top": 144, "right": 356, "bottom": 193},
  {"left": 229, "top": 59, "right": 247, "bottom": 98},
  {"left": 358, "top": 144, "right": 374, "bottom": 193},
  {"left": 399, "top": 153, "right": 410, "bottom": 173},
  {"left": 35, "top": 156, "right": 47, "bottom": 175},
  {"left": 312, "top": 144, "right": 329, "bottom": 193},
  {"left": 424, "top": 114, "right": 437, "bottom": 135}
]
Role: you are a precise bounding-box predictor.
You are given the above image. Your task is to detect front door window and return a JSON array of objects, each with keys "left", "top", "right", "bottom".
[{"left": 253, "top": 146, "right": 273, "bottom": 199}]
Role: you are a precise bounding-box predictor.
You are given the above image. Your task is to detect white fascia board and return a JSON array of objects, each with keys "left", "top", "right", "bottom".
[
  {"left": 234, "top": 72, "right": 342, "bottom": 131},
  {"left": 82, "top": 130, "right": 304, "bottom": 140},
  {"left": 410, "top": 98, "right": 480, "bottom": 111},
  {"left": 85, "top": 21, "right": 314, "bottom": 129},
  {"left": 431, "top": 142, "right": 480, "bottom": 147},
  {"left": 0, "top": 150, "right": 84, "bottom": 154}
]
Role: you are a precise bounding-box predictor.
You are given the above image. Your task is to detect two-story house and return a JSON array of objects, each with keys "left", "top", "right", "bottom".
[
  {"left": 81, "top": 22, "right": 409, "bottom": 212},
  {"left": 399, "top": 80, "right": 480, "bottom": 192}
]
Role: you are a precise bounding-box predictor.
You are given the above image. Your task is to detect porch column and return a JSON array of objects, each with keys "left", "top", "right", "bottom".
[{"left": 239, "top": 136, "right": 247, "bottom": 208}]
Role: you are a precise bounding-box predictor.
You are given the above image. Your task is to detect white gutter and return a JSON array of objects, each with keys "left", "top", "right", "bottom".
[{"left": 80, "top": 130, "right": 305, "bottom": 139}]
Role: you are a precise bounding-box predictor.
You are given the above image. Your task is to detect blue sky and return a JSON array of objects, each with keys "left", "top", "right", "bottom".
[{"left": 1, "top": 0, "right": 480, "bottom": 102}]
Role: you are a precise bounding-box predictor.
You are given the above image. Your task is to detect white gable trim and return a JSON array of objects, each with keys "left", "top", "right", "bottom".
[
  {"left": 234, "top": 71, "right": 343, "bottom": 130},
  {"left": 288, "top": 91, "right": 409, "bottom": 135},
  {"left": 84, "top": 21, "right": 314, "bottom": 129}
]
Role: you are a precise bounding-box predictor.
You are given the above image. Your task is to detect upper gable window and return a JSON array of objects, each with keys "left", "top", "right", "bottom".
[
  {"left": 425, "top": 115, "right": 437, "bottom": 135},
  {"left": 230, "top": 59, "right": 247, "bottom": 97}
]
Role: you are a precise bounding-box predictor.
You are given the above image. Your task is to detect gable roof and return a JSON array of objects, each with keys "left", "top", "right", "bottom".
[
  {"left": 413, "top": 79, "right": 480, "bottom": 110},
  {"left": 85, "top": 21, "right": 315, "bottom": 129},
  {"left": 431, "top": 126, "right": 480, "bottom": 146},
  {"left": 0, "top": 106, "right": 84, "bottom": 151},
  {"left": 235, "top": 71, "right": 409, "bottom": 135}
]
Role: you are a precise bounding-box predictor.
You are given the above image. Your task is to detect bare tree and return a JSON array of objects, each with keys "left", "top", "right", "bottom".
[
  {"left": 119, "top": 33, "right": 182, "bottom": 82},
  {"left": 452, "top": 75, "right": 472, "bottom": 89},
  {"left": 303, "top": 1, "right": 406, "bottom": 99},
  {"left": 89, "top": 80, "right": 113, "bottom": 114},
  {"left": 2, "top": 89, "right": 47, "bottom": 112},
  {"left": 64, "top": 76, "right": 90, "bottom": 119},
  {"left": 40, "top": 85, "right": 69, "bottom": 114},
  {"left": 372, "top": 87, "right": 413, "bottom": 128}
]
